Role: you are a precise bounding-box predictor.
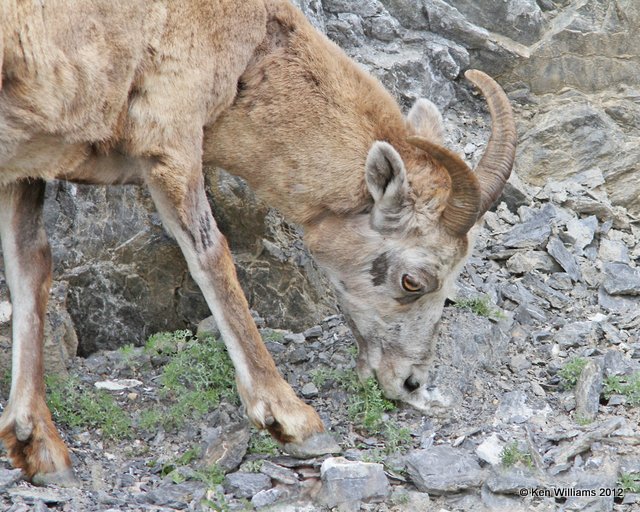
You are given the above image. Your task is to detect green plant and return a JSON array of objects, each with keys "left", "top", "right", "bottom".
[
  {"left": 558, "top": 357, "right": 588, "bottom": 389},
  {"left": 348, "top": 377, "right": 395, "bottom": 433},
  {"left": 194, "top": 464, "right": 226, "bottom": 488},
  {"left": 310, "top": 367, "right": 349, "bottom": 388},
  {"left": 242, "top": 460, "right": 264, "bottom": 473},
  {"left": 604, "top": 373, "right": 640, "bottom": 405},
  {"left": 500, "top": 441, "right": 532, "bottom": 468},
  {"left": 45, "top": 375, "right": 131, "bottom": 440},
  {"left": 618, "top": 472, "right": 640, "bottom": 494},
  {"left": 261, "top": 329, "right": 285, "bottom": 343},
  {"left": 141, "top": 330, "right": 237, "bottom": 431},
  {"left": 176, "top": 447, "right": 200, "bottom": 466},
  {"left": 455, "top": 296, "right": 503, "bottom": 319},
  {"left": 248, "top": 430, "right": 280, "bottom": 455}
]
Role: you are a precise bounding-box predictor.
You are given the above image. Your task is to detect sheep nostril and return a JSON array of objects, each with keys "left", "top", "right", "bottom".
[{"left": 404, "top": 375, "right": 420, "bottom": 393}]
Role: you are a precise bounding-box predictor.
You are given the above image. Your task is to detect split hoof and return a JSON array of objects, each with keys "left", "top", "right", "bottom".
[{"left": 283, "top": 432, "right": 341, "bottom": 459}]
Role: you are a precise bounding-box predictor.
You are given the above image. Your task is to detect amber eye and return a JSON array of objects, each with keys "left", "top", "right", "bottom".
[{"left": 401, "top": 274, "right": 422, "bottom": 293}]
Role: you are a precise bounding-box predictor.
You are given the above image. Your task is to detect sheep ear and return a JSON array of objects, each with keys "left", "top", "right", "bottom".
[
  {"left": 365, "top": 142, "right": 407, "bottom": 230},
  {"left": 407, "top": 98, "right": 444, "bottom": 144}
]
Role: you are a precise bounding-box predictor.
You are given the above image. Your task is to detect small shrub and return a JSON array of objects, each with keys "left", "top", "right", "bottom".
[
  {"left": 618, "top": 472, "right": 640, "bottom": 494},
  {"left": 500, "top": 441, "right": 532, "bottom": 468},
  {"left": 141, "top": 330, "right": 237, "bottom": 431},
  {"left": 604, "top": 373, "right": 640, "bottom": 405},
  {"left": 45, "top": 375, "right": 131, "bottom": 440},
  {"left": 558, "top": 358, "right": 588, "bottom": 389},
  {"left": 455, "top": 296, "right": 503, "bottom": 319},
  {"left": 348, "top": 377, "right": 395, "bottom": 434},
  {"left": 248, "top": 430, "right": 280, "bottom": 455}
]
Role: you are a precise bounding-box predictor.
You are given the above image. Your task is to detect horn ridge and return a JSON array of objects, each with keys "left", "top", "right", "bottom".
[
  {"left": 464, "top": 69, "right": 517, "bottom": 215},
  {"left": 407, "top": 136, "right": 481, "bottom": 236}
]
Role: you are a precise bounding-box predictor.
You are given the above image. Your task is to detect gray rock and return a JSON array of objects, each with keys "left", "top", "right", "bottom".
[
  {"left": 501, "top": 206, "right": 554, "bottom": 249},
  {"left": 598, "top": 238, "right": 630, "bottom": 264},
  {"left": 144, "top": 481, "right": 206, "bottom": 508},
  {"left": 506, "top": 251, "right": 560, "bottom": 274},
  {"left": 574, "top": 360, "right": 603, "bottom": 423},
  {"left": 251, "top": 488, "right": 288, "bottom": 509},
  {"left": 283, "top": 332, "right": 306, "bottom": 344},
  {"left": 546, "top": 236, "right": 582, "bottom": 282},
  {"left": 476, "top": 434, "right": 504, "bottom": 466},
  {"left": 301, "top": 382, "right": 319, "bottom": 398},
  {"left": 260, "top": 461, "right": 299, "bottom": 485},
  {"left": 486, "top": 467, "right": 543, "bottom": 494},
  {"left": 7, "top": 487, "right": 71, "bottom": 505},
  {"left": 553, "top": 321, "right": 600, "bottom": 348},
  {"left": 405, "top": 446, "right": 484, "bottom": 495},
  {"left": 598, "top": 286, "right": 640, "bottom": 313},
  {"left": 195, "top": 315, "right": 220, "bottom": 339},
  {"left": 564, "top": 216, "right": 597, "bottom": 255},
  {"left": 303, "top": 325, "right": 323, "bottom": 339},
  {"left": 495, "top": 390, "right": 533, "bottom": 424},
  {"left": 201, "top": 422, "right": 251, "bottom": 472},
  {"left": 602, "top": 262, "right": 640, "bottom": 296},
  {"left": 320, "top": 457, "right": 390, "bottom": 509},
  {"left": 223, "top": 472, "right": 272, "bottom": 499},
  {"left": 0, "top": 469, "right": 23, "bottom": 490}
]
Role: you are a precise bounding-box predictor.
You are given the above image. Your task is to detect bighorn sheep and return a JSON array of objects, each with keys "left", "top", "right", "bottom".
[{"left": 0, "top": 0, "right": 516, "bottom": 485}]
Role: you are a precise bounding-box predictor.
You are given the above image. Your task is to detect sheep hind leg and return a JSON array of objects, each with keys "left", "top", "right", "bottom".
[{"left": 0, "top": 180, "right": 77, "bottom": 486}]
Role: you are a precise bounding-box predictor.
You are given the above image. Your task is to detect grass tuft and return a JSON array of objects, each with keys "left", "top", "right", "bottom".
[{"left": 45, "top": 375, "right": 131, "bottom": 440}]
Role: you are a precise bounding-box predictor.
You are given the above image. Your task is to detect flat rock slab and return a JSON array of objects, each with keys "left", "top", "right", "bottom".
[
  {"left": 223, "top": 472, "right": 272, "bottom": 499},
  {"left": 319, "top": 457, "right": 390, "bottom": 509},
  {"left": 405, "top": 446, "right": 484, "bottom": 495},
  {"left": 603, "top": 262, "right": 640, "bottom": 296}
]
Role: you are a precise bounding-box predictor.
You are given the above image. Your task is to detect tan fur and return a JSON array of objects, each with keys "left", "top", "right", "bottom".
[{"left": 1, "top": 0, "right": 509, "bottom": 480}]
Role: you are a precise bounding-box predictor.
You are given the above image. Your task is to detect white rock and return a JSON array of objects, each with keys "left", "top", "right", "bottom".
[
  {"left": 94, "top": 379, "right": 143, "bottom": 391},
  {"left": 476, "top": 434, "right": 504, "bottom": 465},
  {"left": 0, "top": 301, "right": 12, "bottom": 324}
]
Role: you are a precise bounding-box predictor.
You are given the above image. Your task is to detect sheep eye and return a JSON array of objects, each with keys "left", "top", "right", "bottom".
[{"left": 401, "top": 274, "right": 422, "bottom": 293}]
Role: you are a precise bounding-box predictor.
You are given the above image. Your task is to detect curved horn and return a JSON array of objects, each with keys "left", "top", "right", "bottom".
[
  {"left": 407, "top": 136, "right": 481, "bottom": 236},
  {"left": 465, "top": 69, "right": 517, "bottom": 215}
]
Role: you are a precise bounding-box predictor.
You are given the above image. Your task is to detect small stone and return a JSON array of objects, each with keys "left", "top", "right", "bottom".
[
  {"left": 202, "top": 422, "right": 251, "bottom": 472},
  {"left": 251, "top": 488, "right": 288, "bottom": 508},
  {"left": 506, "top": 251, "right": 559, "bottom": 274},
  {"left": 405, "top": 446, "right": 484, "bottom": 495},
  {"left": 486, "top": 467, "right": 543, "bottom": 494},
  {"left": 546, "top": 236, "right": 582, "bottom": 281},
  {"left": 301, "top": 382, "right": 319, "bottom": 398},
  {"left": 283, "top": 332, "right": 306, "bottom": 344},
  {"left": 196, "top": 315, "right": 220, "bottom": 339},
  {"left": 509, "top": 354, "right": 532, "bottom": 372},
  {"left": 94, "top": 378, "right": 142, "bottom": 391},
  {"left": 0, "top": 468, "right": 23, "bottom": 490},
  {"left": 553, "top": 321, "right": 599, "bottom": 348},
  {"left": 564, "top": 216, "right": 597, "bottom": 255},
  {"left": 289, "top": 346, "right": 309, "bottom": 363},
  {"left": 495, "top": 390, "right": 533, "bottom": 424},
  {"left": 598, "top": 238, "right": 630, "bottom": 263},
  {"left": 320, "top": 457, "right": 390, "bottom": 509},
  {"left": 603, "top": 262, "right": 640, "bottom": 296},
  {"left": 475, "top": 434, "right": 504, "bottom": 466},
  {"left": 223, "top": 472, "right": 272, "bottom": 499},
  {"left": 7, "top": 487, "right": 71, "bottom": 505},
  {"left": 144, "top": 481, "right": 206, "bottom": 508},
  {"left": 260, "top": 461, "right": 298, "bottom": 485},
  {"left": 574, "top": 360, "right": 603, "bottom": 422},
  {"left": 303, "top": 325, "right": 323, "bottom": 338}
]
